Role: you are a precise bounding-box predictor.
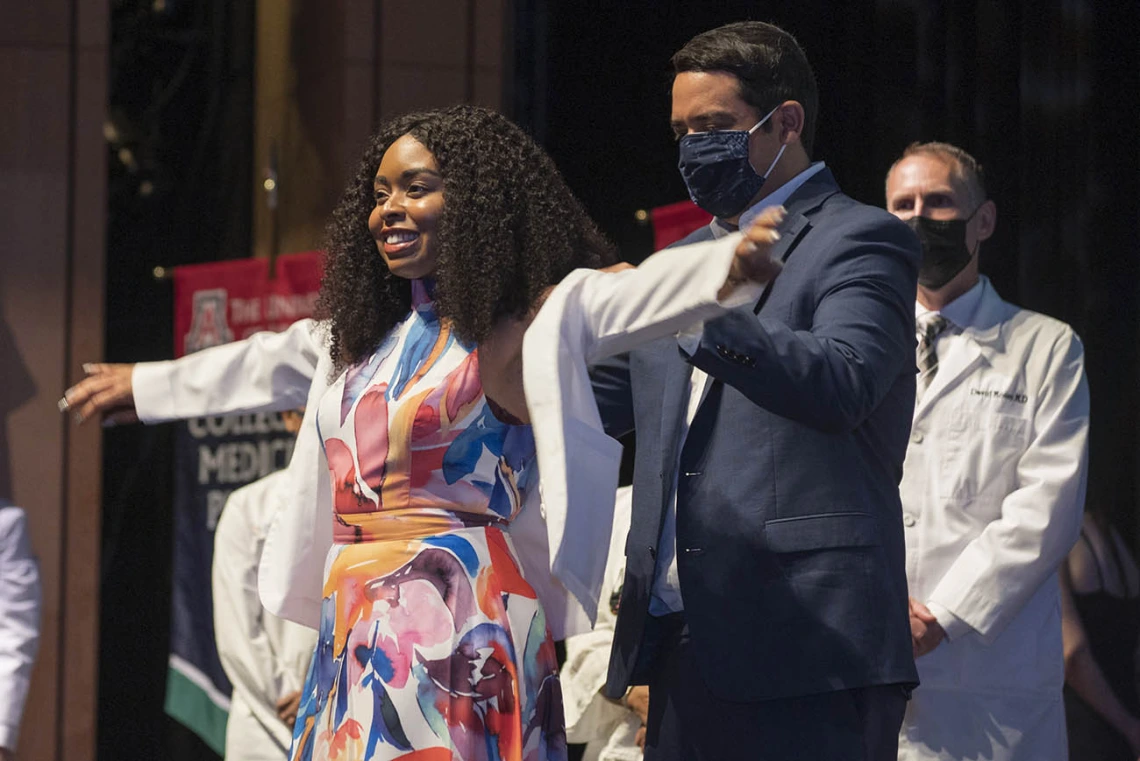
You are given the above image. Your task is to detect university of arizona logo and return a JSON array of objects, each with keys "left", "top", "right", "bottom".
[{"left": 184, "top": 288, "right": 234, "bottom": 353}]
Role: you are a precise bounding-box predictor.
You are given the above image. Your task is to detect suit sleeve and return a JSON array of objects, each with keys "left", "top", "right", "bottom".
[
  {"left": 0, "top": 508, "right": 40, "bottom": 751},
  {"left": 685, "top": 217, "right": 919, "bottom": 433},
  {"left": 133, "top": 317, "right": 324, "bottom": 423},
  {"left": 928, "top": 329, "right": 1089, "bottom": 642}
]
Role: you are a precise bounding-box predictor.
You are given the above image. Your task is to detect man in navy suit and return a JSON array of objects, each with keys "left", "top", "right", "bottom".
[{"left": 592, "top": 21, "right": 921, "bottom": 760}]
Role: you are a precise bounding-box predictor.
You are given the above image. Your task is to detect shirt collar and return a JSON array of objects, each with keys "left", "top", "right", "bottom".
[
  {"left": 915, "top": 276, "right": 985, "bottom": 328},
  {"left": 737, "top": 161, "right": 827, "bottom": 232}
]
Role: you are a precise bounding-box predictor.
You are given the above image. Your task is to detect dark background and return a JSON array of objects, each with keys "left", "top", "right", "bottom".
[{"left": 100, "top": 1, "right": 1140, "bottom": 758}]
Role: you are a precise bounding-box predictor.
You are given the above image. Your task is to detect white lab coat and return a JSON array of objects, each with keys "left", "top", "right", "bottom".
[
  {"left": 0, "top": 503, "right": 39, "bottom": 752},
  {"left": 133, "top": 235, "right": 750, "bottom": 637},
  {"left": 561, "top": 487, "right": 642, "bottom": 761},
  {"left": 212, "top": 471, "right": 318, "bottom": 760},
  {"left": 898, "top": 277, "right": 1089, "bottom": 761}
]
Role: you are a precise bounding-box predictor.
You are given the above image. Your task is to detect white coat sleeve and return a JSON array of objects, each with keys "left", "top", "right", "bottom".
[
  {"left": 133, "top": 317, "right": 324, "bottom": 423},
  {"left": 562, "top": 489, "right": 633, "bottom": 745},
  {"left": 928, "top": 329, "right": 1089, "bottom": 642},
  {"left": 0, "top": 506, "right": 40, "bottom": 751},
  {"left": 574, "top": 234, "right": 761, "bottom": 364},
  {"left": 212, "top": 475, "right": 293, "bottom": 749}
]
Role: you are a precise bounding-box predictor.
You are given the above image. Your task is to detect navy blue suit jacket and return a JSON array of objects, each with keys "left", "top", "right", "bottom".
[{"left": 594, "top": 168, "right": 921, "bottom": 702}]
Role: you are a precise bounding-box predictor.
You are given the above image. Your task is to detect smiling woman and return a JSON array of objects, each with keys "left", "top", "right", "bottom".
[
  {"left": 317, "top": 106, "right": 616, "bottom": 372},
  {"left": 288, "top": 106, "right": 619, "bottom": 761},
  {"left": 368, "top": 135, "right": 445, "bottom": 280}
]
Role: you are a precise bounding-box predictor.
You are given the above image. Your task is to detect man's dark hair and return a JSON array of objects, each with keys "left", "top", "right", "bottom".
[
  {"left": 672, "top": 21, "right": 820, "bottom": 156},
  {"left": 317, "top": 105, "right": 616, "bottom": 369}
]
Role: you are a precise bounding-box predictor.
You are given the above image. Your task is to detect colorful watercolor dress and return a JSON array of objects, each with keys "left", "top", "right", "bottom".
[{"left": 289, "top": 282, "right": 565, "bottom": 761}]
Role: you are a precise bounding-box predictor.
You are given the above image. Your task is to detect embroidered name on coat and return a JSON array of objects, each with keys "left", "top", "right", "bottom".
[{"left": 970, "top": 388, "right": 1028, "bottom": 404}]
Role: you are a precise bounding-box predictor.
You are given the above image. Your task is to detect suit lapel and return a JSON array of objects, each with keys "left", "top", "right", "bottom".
[
  {"left": 657, "top": 170, "right": 840, "bottom": 497},
  {"left": 657, "top": 347, "right": 691, "bottom": 494},
  {"left": 753, "top": 211, "right": 810, "bottom": 314}
]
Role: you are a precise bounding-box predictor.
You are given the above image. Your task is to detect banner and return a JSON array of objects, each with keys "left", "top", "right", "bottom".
[
  {"left": 165, "top": 252, "right": 322, "bottom": 754},
  {"left": 649, "top": 199, "right": 712, "bottom": 249}
]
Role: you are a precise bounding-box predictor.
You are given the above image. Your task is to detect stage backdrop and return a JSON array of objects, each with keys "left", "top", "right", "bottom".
[{"left": 166, "top": 252, "right": 321, "bottom": 753}]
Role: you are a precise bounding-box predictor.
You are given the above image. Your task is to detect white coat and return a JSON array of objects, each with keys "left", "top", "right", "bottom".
[
  {"left": 898, "top": 276, "right": 1089, "bottom": 761},
  {"left": 561, "top": 487, "right": 642, "bottom": 761},
  {"left": 133, "top": 235, "right": 752, "bottom": 638},
  {"left": 0, "top": 503, "right": 40, "bottom": 752},
  {"left": 213, "top": 471, "right": 318, "bottom": 760}
]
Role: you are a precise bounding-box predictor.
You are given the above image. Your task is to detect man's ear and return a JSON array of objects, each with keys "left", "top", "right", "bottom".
[
  {"left": 974, "top": 199, "right": 997, "bottom": 242},
  {"left": 776, "top": 101, "right": 805, "bottom": 146}
]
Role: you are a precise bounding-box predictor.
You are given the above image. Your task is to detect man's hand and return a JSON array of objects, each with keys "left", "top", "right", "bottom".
[
  {"left": 721, "top": 205, "right": 786, "bottom": 299},
  {"left": 623, "top": 685, "right": 650, "bottom": 725},
  {"left": 909, "top": 598, "right": 946, "bottom": 657},
  {"left": 276, "top": 691, "right": 302, "bottom": 728},
  {"left": 624, "top": 685, "right": 649, "bottom": 753},
  {"left": 59, "top": 363, "right": 138, "bottom": 426}
]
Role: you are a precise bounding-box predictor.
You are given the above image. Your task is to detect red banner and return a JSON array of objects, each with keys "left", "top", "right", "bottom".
[
  {"left": 649, "top": 199, "right": 712, "bottom": 250},
  {"left": 174, "top": 251, "right": 323, "bottom": 357}
]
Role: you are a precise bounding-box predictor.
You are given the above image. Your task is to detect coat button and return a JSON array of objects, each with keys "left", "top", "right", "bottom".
[
  {"left": 903, "top": 513, "right": 916, "bottom": 527},
  {"left": 911, "top": 431, "right": 924, "bottom": 444}
]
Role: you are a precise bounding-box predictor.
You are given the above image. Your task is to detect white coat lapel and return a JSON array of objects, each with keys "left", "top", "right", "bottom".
[{"left": 914, "top": 279, "right": 1007, "bottom": 421}]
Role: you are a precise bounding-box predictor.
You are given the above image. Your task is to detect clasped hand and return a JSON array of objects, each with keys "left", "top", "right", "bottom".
[{"left": 909, "top": 597, "right": 946, "bottom": 658}]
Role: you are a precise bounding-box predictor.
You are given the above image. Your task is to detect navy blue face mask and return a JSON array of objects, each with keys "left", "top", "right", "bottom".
[{"left": 678, "top": 105, "right": 787, "bottom": 219}]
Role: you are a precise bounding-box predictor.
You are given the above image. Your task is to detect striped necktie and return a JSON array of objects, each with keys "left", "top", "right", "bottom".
[{"left": 916, "top": 313, "right": 949, "bottom": 402}]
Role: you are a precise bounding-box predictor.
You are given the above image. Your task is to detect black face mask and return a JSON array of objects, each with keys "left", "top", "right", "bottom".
[{"left": 906, "top": 215, "right": 976, "bottom": 290}]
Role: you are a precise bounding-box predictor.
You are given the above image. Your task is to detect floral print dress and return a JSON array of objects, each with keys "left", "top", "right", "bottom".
[{"left": 289, "top": 281, "right": 565, "bottom": 761}]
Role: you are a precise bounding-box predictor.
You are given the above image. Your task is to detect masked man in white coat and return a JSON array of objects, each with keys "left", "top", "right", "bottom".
[{"left": 885, "top": 141, "right": 1089, "bottom": 761}]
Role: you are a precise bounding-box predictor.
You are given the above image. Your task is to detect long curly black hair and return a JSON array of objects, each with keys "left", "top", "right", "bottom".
[{"left": 317, "top": 105, "right": 617, "bottom": 369}]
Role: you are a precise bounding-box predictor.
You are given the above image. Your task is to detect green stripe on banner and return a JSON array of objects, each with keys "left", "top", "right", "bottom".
[{"left": 165, "top": 665, "right": 228, "bottom": 755}]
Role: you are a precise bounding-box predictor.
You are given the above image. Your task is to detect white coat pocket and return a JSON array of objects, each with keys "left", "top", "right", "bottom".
[{"left": 939, "top": 404, "right": 1031, "bottom": 507}]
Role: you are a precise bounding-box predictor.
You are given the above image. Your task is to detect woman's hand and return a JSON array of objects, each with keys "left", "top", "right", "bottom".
[
  {"left": 58, "top": 363, "right": 138, "bottom": 426},
  {"left": 722, "top": 205, "right": 787, "bottom": 299}
]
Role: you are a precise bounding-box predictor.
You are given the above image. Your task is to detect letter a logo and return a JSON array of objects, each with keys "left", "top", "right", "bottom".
[{"left": 185, "top": 289, "right": 235, "bottom": 353}]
